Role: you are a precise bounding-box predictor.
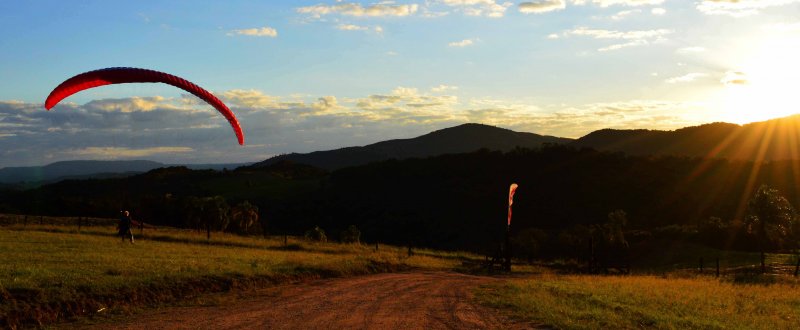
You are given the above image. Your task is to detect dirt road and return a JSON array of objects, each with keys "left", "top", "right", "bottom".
[{"left": 88, "top": 272, "right": 538, "bottom": 329}]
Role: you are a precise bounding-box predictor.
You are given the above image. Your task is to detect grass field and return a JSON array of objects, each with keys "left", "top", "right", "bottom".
[
  {"left": 478, "top": 273, "right": 800, "bottom": 329},
  {"left": 0, "top": 222, "right": 473, "bottom": 328},
  {"left": 5, "top": 214, "right": 800, "bottom": 329}
]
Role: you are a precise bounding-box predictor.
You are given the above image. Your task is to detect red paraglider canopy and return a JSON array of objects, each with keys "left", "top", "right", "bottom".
[{"left": 45, "top": 67, "right": 244, "bottom": 145}]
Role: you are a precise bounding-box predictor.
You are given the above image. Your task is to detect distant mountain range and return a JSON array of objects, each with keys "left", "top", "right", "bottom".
[
  {"left": 4, "top": 114, "right": 800, "bottom": 184},
  {"left": 249, "top": 123, "right": 572, "bottom": 170},
  {"left": 572, "top": 115, "right": 800, "bottom": 161},
  {"left": 0, "top": 160, "right": 249, "bottom": 184}
]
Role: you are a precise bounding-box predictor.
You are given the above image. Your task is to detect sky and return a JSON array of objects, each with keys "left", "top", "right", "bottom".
[{"left": 1, "top": 0, "right": 800, "bottom": 167}]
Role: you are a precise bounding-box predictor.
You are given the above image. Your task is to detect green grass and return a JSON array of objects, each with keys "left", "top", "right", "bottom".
[
  {"left": 0, "top": 224, "right": 470, "bottom": 328},
  {"left": 478, "top": 273, "right": 800, "bottom": 330}
]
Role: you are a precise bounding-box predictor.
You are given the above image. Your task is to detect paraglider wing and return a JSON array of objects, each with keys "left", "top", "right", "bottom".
[
  {"left": 45, "top": 67, "right": 244, "bottom": 145},
  {"left": 508, "top": 183, "right": 518, "bottom": 227}
]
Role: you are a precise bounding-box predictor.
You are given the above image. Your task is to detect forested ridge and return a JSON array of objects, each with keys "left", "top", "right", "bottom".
[{"left": 3, "top": 145, "right": 800, "bottom": 254}]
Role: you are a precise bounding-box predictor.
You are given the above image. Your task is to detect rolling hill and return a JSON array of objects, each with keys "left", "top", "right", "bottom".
[
  {"left": 249, "top": 123, "right": 573, "bottom": 170},
  {"left": 572, "top": 114, "right": 800, "bottom": 161}
]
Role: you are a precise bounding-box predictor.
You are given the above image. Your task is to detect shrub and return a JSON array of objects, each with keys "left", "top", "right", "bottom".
[
  {"left": 512, "top": 228, "right": 549, "bottom": 263},
  {"left": 304, "top": 226, "right": 327, "bottom": 242},
  {"left": 340, "top": 225, "right": 361, "bottom": 244}
]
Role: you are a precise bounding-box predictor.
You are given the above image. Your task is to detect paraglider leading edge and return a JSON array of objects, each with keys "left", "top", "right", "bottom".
[{"left": 44, "top": 67, "right": 244, "bottom": 145}]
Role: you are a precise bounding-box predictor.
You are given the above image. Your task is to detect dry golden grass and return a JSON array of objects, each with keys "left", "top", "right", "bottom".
[{"left": 479, "top": 273, "right": 800, "bottom": 329}]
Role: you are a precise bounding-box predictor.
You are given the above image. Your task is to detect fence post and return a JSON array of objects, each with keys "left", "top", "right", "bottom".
[
  {"left": 78, "top": 217, "right": 82, "bottom": 231},
  {"left": 794, "top": 257, "right": 799, "bottom": 277},
  {"left": 284, "top": 234, "right": 288, "bottom": 246},
  {"left": 39, "top": 216, "right": 43, "bottom": 225},
  {"left": 716, "top": 257, "right": 720, "bottom": 277},
  {"left": 589, "top": 237, "right": 595, "bottom": 274},
  {"left": 375, "top": 242, "right": 379, "bottom": 251},
  {"left": 699, "top": 257, "right": 704, "bottom": 273},
  {"left": 24, "top": 215, "right": 27, "bottom": 227}
]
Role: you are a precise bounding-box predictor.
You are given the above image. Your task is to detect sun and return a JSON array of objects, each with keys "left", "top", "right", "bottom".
[{"left": 717, "top": 35, "right": 800, "bottom": 124}]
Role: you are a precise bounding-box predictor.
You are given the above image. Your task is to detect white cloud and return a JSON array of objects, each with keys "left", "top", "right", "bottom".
[
  {"left": 228, "top": 26, "right": 278, "bottom": 37},
  {"left": 721, "top": 71, "right": 749, "bottom": 85},
  {"left": 763, "top": 21, "right": 800, "bottom": 32},
  {"left": 697, "top": 0, "right": 800, "bottom": 17},
  {"left": 565, "top": 27, "right": 671, "bottom": 51},
  {"left": 297, "top": 2, "right": 419, "bottom": 18},
  {"left": 676, "top": 46, "right": 706, "bottom": 54},
  {"left": 392, "top": 87, "right": 420, "bottom": 98},
  {"left": 651, "top": 7, "right": 666, "bottom": 15},
  {"left": 547, "top": 33, "right": 560, "bottom": 39},
  {"left": 222, "top": 90, "right": 284, "bottom": 109},
  {"left": 610, "top": 9, "right": 641, "bottom": 20},
  {"left": 572, "top": 0, "right": 664, "bottom": 7},
  {"left": 71, "top": 146, "right": 194, "bottom": 158},
  {"left": 356, "top": 86, "right": 459, "bottom": 111},
  {"left": 665, "top": 73, "right": 709, "bottom": 84},
  {"left": 564, "top": 27, "right": 671, "bottom": 51},
  {"left": 431, "top": 85, "right": 459, "bottom": 92},
  {"left": 568, "top": 27, "right": 672, "bottom": 39},
  {"left": 84, "top": 96, "right": 180, "bottom": 113},
  {"left": 448, "top": 38, "right": 476, "bottom": 47},
  {"left": 421, "top": 7, "right": 450, "bottom": 18},
  {"left": 598, "top": 40, "right": 647, "bottom": 51},
  {"left": 441, "top": 0, "right": 513, "bottom": 18},
  {"left": 518, "top": 0, "right": 566, "bottom": 14},
  {"left": 337, "top": 24, "right": 368, "bottom": 31}
]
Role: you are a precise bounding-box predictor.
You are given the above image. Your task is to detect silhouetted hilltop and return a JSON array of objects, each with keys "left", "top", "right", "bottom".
[
  {"left": 250, "top": 123, "right": 573, "bottom": 170},
  {"left": 573, "top": 115, "right": 800, "bottom": 161}
]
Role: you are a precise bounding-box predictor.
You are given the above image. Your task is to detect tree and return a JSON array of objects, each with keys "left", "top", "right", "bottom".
[
  {"left": 181, "top": 196, "right": 205, "bottom": 230},
  {"left": 305, "top": 226, "right": 327, "bottom": 242},
  {"left": 340, "top": 225, "right": 361, "bottom": 244},
  {"left": 590, "top": 210, "right": 630, "bottom": 273},
  {"left": 606, "top": 209, "right": 628, "bottom": 248},
  {"left": 697, "top": 216, "right": 728, "bottom": 248},
  {"left": 745, "top": 185, "right": 795, "bottom": 273},
  {"left": 555, "top": 225, "right": 593, "bottom": 259},
  {"left": 512, "top": 228, "right": 549, "bottom": 263},
  {"left": 230, "top": 201, "right": 259, "bottom": 235},
  {"left": 183, "top": 196, "right": 230, "bottom": 239},
  {"left": 202, "top": 196, "right": 230, "bottom": 239}
]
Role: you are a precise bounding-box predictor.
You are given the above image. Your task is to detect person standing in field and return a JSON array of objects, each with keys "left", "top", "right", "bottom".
[{"left": 118, "top": 210, "right": 134, "bottom": 243}]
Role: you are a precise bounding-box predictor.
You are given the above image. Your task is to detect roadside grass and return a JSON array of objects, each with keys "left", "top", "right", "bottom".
[
  {"left": 478, "top": 273, "right": 800, "bottom": 330},
  {"left": 0, "top": 224, "right": 470, "bottom": 328}
]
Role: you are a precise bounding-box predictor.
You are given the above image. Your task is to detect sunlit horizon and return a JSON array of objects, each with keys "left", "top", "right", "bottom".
[{"left": 2, "top": 1, "right": 800, "bottom": 167}]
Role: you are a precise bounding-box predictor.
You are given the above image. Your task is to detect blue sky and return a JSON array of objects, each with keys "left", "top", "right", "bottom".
[{"left": 1, "top": 0, "right": 800, "bottom": 167}]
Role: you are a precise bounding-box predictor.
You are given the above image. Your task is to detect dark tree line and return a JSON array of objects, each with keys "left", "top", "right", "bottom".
[{"left": 2, "top": 145, "right": 799, "bottom": 256}]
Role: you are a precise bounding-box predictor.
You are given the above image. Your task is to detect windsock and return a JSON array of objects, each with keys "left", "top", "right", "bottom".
[{"left": 508, "top": 183, "right": 518, "bottom": 227}]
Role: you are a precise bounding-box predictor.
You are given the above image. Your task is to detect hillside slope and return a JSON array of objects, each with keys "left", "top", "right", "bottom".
[
  {"left": 573, "top": 115, "right": 800, "bottom": 161},
  {"left": 251, "top": 123, "right": 572, "bottom": 170}
]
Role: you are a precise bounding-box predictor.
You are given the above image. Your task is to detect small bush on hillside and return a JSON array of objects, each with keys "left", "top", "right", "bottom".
[{"left": 304, "top": 226, "right": 327, "bottom": 242}]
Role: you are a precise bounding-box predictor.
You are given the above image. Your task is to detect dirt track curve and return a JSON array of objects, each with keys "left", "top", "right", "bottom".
[{"left": 87, "top": 272, "right": 539, "bottom": 330}]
